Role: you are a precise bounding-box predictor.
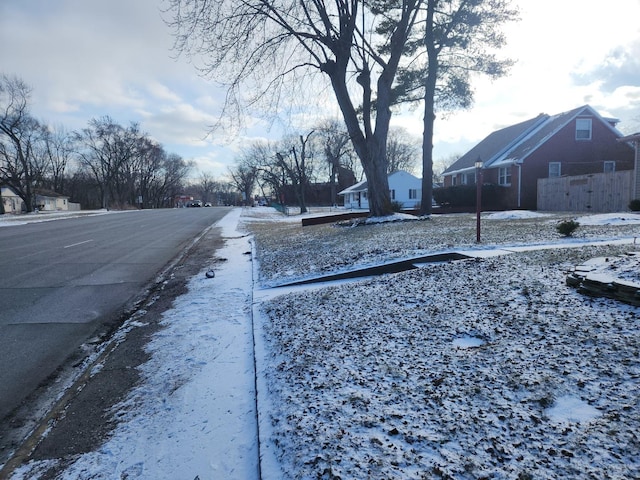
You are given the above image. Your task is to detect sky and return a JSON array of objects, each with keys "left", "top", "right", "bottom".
[{"left": 2, "top": 0, "right": 640, "bottom": 180}]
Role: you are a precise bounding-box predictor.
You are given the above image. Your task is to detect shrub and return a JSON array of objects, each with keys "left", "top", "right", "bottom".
[
  {"left": 629, "top": 199, "right": 640, "bottom": 211},
  {"left": 390, "top": 200, "right": 404, "bottom": 212},
  {"left": 557, "top": 219, "right": 579, "bottom": 237}
]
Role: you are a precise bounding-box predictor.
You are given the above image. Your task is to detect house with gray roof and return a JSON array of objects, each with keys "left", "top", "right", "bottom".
[{"left": 442, "top": 105, "right": 635, "bottom": 210}]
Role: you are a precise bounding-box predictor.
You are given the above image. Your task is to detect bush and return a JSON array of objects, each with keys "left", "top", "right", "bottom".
[
  {"left": 629, "top": 199, "right": 640, "bottom": 211},
  {"left": 557, "top": 219, "right": 579, "bottom": 237},
  {"left": 390, "top": 200, "right": 404, "bottom": 212}
]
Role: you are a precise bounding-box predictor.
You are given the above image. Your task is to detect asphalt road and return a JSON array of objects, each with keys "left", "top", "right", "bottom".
[{"left": 0, "top": 207, "right": 231, "bottom": 426}]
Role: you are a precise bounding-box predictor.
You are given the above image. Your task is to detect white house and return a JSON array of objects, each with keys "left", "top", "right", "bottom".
[
  {"left": 1, "top": 187, "right": 72, "bottom": 213},
  {"left": 1, "top": 186, "right": 24, "bottom": 213},
  {"left": 339, "top": 170, "right": 422, "bottom": 210},
  {"left": 35, "top": 190, "right": 70, "bottom": 211}
]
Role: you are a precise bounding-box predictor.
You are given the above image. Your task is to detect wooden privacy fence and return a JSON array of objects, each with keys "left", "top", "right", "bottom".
[{"left": 537, "top": 170, "right": 634, "bottom": 213}]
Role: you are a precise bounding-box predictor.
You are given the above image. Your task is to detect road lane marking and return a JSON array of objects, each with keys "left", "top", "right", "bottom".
[{"left": 64, "top": 239, "right": 94, "bottom": 249}]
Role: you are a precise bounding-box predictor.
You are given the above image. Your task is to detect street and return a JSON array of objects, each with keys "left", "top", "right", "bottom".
[{"left": 0, "top": 207, "right": 230, "bottom": 458}]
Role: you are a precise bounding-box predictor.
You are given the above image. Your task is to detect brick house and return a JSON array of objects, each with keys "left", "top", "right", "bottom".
[{"left": 442, "top": 105, "right": 635, "bottom": 210}]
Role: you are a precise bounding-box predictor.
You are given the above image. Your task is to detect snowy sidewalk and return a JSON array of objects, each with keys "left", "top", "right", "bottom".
[{"left": 13, "top": 208, "right": 260, "bottom": 479}]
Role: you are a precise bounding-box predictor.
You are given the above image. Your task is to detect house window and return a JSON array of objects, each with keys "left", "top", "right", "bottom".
[
  {"left": 451, "top": 176, "right": 457, "bottom": 186},
  {"left": 390, "top": 189, "right": 395, "bottom": 200},
  {"left": 576, "top": 118, "right": 592, "bottom": 140},
  {"left": 463, "top": 172, "right": 476, "bottom": 185},
  {"left": 409, "top": 189, "right": 418, "bottom": 199},
  {"left": 604, "top": 161, "right": 616, "bottom": 173},
  {"left": 498, "top": 167, "right": 511, "bottom": 186},
  {"left": 549, "top": 162, "right": 561, "bottom": 177}
]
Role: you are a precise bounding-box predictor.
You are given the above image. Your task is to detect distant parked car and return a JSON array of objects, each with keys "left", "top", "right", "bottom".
[
  {"left": 187, "top": 200, "right": 202, "bottom": 207},
  {"left": 204, "top": 202, "right": 212, "bottom": 207}
]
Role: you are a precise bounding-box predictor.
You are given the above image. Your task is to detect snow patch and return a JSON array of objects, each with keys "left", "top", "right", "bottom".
[
  {"left": 452, "top": 336, "right": 485, "bottom": 348},
  {"left": 546, "top": 395, "right": 601, "bottom": 424},
  {"left": 485, "top": 210, "right": 550, "bottom": 220},
  {"left": 575, "top": 213, "right": 640, "bottom": 226}
]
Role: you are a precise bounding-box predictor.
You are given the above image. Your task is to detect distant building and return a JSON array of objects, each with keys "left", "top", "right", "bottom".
[
  {"left": 174, "top": 194, "right": 194, "bottom": 208},
  {"left": 35, "top": 189, "right": 70, "bottom": 211},
  {"left": 339, "top": 170, "right": 422, "bottom": 210},
  {"left": 1, "top": 186, "right": 24, "bottom": 213}
]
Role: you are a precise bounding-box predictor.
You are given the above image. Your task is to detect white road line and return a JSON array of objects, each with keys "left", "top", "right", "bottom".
[{"left": 63, "top": 239, "right": 94, "bottom": 249}]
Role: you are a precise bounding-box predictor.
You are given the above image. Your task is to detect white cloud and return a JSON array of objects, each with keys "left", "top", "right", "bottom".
[
  {"left": 147, "top": 82, "right": 183, "bottom": 103},
  {"left": 143, "top": 103, "right": 218, "bottom": 146}
]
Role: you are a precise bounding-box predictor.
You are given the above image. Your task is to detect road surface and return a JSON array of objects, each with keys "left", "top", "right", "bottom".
[{"left": 0, "top": 208, "right": 230, "bottom": 432}]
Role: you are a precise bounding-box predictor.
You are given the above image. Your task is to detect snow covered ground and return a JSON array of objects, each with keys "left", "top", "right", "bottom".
[{"left": 8, "top": 207, "right": 640, "bottom": 479}]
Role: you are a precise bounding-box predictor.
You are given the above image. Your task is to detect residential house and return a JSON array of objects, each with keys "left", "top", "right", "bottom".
[
  {"left": 35, "top": 189, "right": 70, "bottom": 211},
  {"left": 1, "top": 186, "right": 24, "bottom": 213},
  {"left": 442, "top": 105, "right": 635, "bottom": 210},
  {"left": 339, "top": 170, "right": 422, "bottom": 210},
  {"left": 1, "top": 187, "right": 72, "bottom": 213}
]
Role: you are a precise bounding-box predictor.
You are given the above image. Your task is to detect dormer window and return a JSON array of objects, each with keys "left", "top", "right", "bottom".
[{"left": 576, "top": 118, "right": 592, "bottom": 140}]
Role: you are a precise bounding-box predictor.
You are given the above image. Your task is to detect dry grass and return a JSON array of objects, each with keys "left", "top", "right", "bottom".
[{"left": 243, "top": 210, "right": 640, "bottom": 286}]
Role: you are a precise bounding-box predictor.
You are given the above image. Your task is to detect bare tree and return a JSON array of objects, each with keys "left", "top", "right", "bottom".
[
  {"left": 135, "top": 137, "right": 169, "bottom": 208},
  {"left": 74, "top": 116, "right": 141, "bottom": 209},
  {"left": 276, "top": 132, "right": 315, "bottom": 213},
  {"left": 386, "top": 127, "right": 420, "bottom": 175},
  {"left": 233, "top": 142, "right": 276, "bottom": 205},
  {"left": 212, "top": 180, "right": 238, "bottom": 206},
  {"left": 196, "top": 172, "right": 218, "bottom": 205},
  {"left": 247, "top": 142, "right": 287, "bottom": 206},
  {"left": 229, "top": 160, "right": 259, "bottom": 206},
  {"left": 155, "top": 153, "right": 193, "bottom": 208},
  {"left": 166, "top": 0, "right": 424, "bottom": 216},
  {"left": 315, "top": 119, "right": 354, "bottom": 206},
  {"left": 43, "top": 124, "right": 74, "bottom": 193},
  {"left": 0, "top": 74, "right": 48, "bottom": 212},
  {"left": 433, "top": 153, "right": 460, "bottom": 185}
]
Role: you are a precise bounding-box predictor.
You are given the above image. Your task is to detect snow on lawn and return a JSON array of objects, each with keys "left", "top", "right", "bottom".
[
  {"left": 247, "top": 208, "right": 640, "bottom": 479},
  {"left": 256, "top": 251, "right": 640, "bottom": 479},
  {"left": 484, "top": 210, "right": 551, "bottom": 220},
  {"left": 576, "top": 213, "right": 640, "bottom": 226},
  {"left": 247, "top": 207, "right": 640, "bottom": 287}
]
